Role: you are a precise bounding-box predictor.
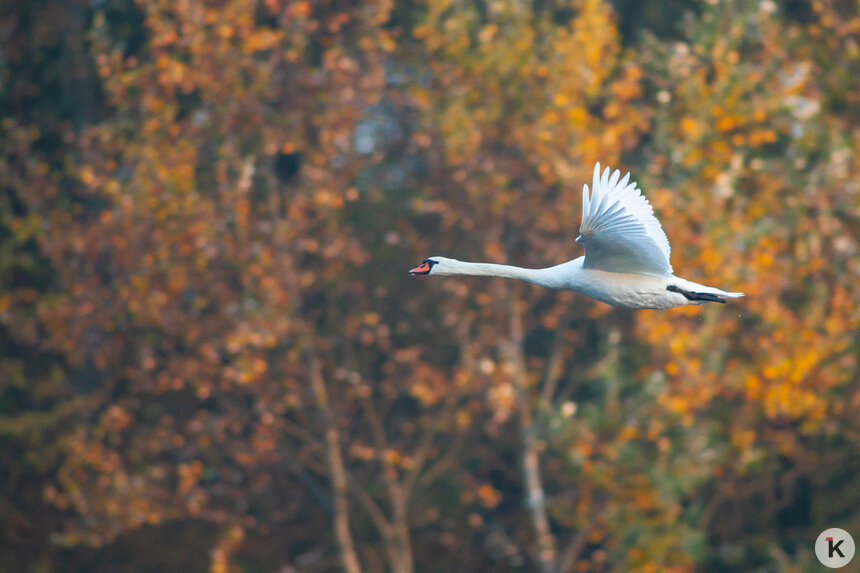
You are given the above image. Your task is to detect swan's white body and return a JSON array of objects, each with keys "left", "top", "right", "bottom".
[{"left": 410, "top": 163, "right": 744, "bottom": 310}]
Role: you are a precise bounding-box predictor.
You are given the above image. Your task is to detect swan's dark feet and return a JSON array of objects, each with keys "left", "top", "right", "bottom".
[{"left": 667, "top": 284, "right": 726, "bottom": 304}]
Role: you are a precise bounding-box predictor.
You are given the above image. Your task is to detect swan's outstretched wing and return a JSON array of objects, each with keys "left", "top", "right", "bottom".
[{"left": 577, "top": 163, "right": 673, "bottom": 276}]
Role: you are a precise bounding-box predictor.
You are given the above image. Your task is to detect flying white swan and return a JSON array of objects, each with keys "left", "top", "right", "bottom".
[{"left": 409, "top": 163, "right": 743, "bottom": 309}]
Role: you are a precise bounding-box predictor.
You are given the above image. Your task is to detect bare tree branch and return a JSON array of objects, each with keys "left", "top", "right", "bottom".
[
  {"left": 346, "top": 472, "right": 392, "bottom": 539},
  {"left": 402, "top": 385, "right": 460, "bottom": 497},
  {"left": 540, "top": 305, "right": 576, "bottom": 409},
  {"left": 359, "top": 387, "right": 414, "bottom": 573},
  {"left": 558, "top": 517, "right": 596, "bottom": 573},
  {"left": 418, "top": 426, "right": 469, "bottom": 489}
]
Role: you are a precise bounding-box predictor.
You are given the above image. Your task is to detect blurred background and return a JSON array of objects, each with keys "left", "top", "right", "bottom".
[{"left": 2, "top": 0, "right": 859, "bottom": 571}]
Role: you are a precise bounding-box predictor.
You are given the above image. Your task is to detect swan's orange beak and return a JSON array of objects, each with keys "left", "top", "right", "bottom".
[{"left": 409, "top": 262, "right": 432, "bottom": 275}]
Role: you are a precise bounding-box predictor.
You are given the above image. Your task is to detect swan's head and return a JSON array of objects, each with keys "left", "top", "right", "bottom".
[
  {"left": 409, "top": 257, "right": 459, "bottom": 276},
  {"left": 409, "top": 258, "right": 440, "bottom": 275}
]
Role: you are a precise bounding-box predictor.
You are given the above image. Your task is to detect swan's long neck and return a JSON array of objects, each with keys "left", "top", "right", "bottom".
[{"left": 435, "top": 259, "right": 572, "bottom": 290}]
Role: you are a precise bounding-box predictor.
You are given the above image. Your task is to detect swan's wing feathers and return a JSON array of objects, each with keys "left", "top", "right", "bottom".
[{"left": 577, "top": 163, "right": 672, "bottom": 276}]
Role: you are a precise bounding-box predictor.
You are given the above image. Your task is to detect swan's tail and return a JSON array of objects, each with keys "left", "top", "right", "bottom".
[
  {"left": 668, "top": 279, "right": 744, "bottom": 304},
  {"left": 715, "top": 290, "right": 745, "bottom": 299}
]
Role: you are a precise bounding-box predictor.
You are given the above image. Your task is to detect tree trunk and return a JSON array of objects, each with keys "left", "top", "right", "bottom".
[
  {"left": 308, "top": 348, "right": 363, "bottom": 573},
  {"left": 507, "top": 296, "right": 558, "bottom": 573}
]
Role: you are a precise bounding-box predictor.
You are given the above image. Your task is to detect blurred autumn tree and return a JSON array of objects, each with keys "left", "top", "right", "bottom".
[
  {"left": 1, "top": 1, "right": 102, "bottom": 570},
  {"left": 2, "top": 0, "right": 860, "bottom": 572},
  {"left": 631, "top": 1, "right": 860, "bottom": 569}
]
